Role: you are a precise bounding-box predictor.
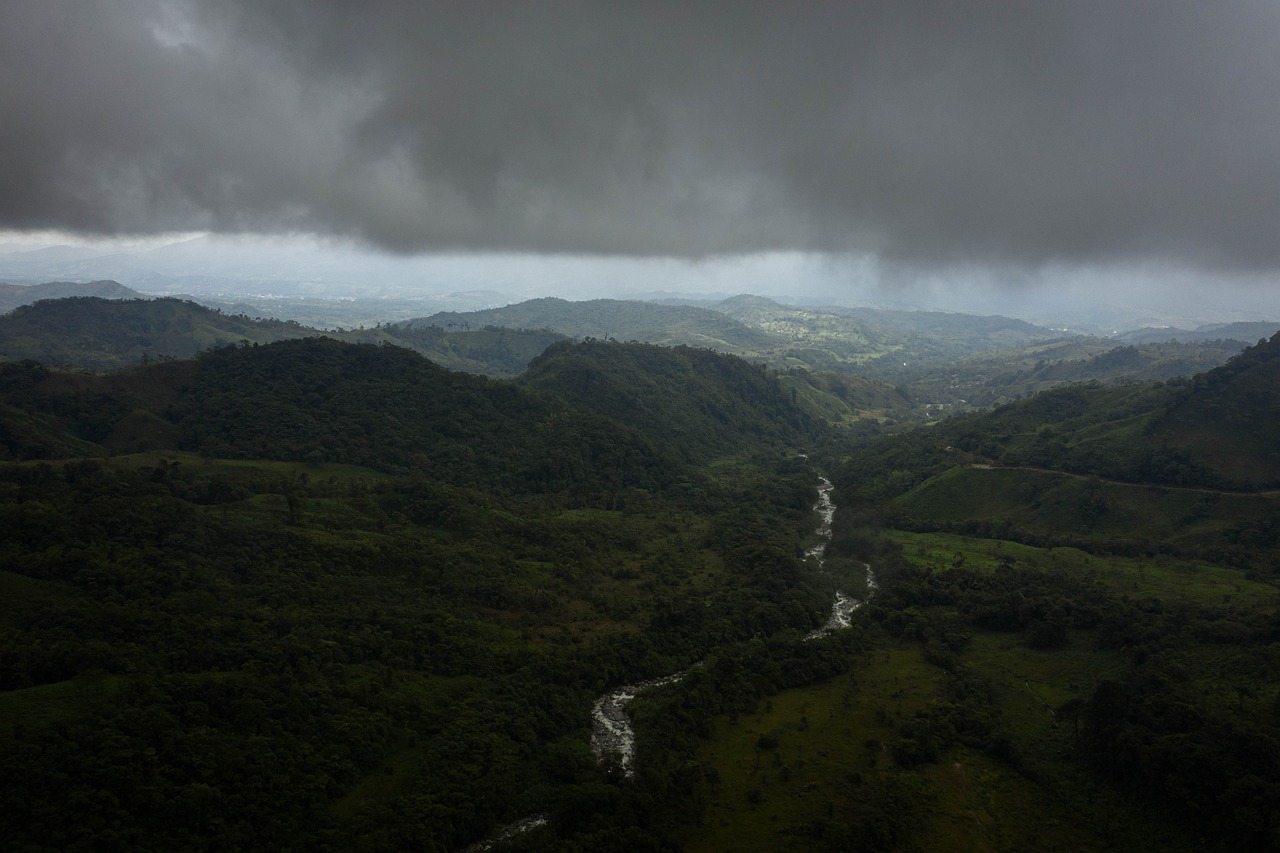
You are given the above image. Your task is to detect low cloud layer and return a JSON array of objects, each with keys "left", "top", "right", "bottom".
[{"left": 4, "top": 1, "right": 1280, "bottom": 271}]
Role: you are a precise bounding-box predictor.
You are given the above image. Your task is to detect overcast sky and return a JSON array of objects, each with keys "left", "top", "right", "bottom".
[{"left": 3, "top": 1, "right": 1280, "bottom": 309}]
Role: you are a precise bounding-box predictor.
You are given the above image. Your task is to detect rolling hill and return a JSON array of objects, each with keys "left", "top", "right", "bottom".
[
  {"left": 0, "top": 337, "right": 692, "bottom": 501},
  {"left": 4, "top": 316, "right": 1280, "bottom": 849},
  {"left": 1113, "top": 320, "right": 1280, "bottom": 345},
  {"left": 0, "top": 295, "right": 569, "bottom": 376},
  {"left": 0, "top": 297, "right": 318, "bottom": 369},
  {"left": 519, "top": 340, "right": 816, "bottom": 462},
  {"left": 419, "top": 295, "right": 1239, "bottom": 414},
  {"left": 0, "top": 279, "right": 144, "bottom": 314},
  {"left": 0, "top": 337, "right": 836, "bottom": 850},
  {"left": 833, "top": 332, "right": 1280, "bottom": 532},
  {"left": 409, "top": 296, "right": 776, "bottom": 351}
]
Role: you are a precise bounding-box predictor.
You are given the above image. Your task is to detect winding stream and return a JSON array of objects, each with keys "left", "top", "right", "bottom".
[
  {"left": 590, "top": 472, "right": 875, "bottom": 773},
  {"left": 463, "top": 815, "right": 549, "bottom": 852},
  {"left": 803, "top": 475, "right": 877, "bottom": 639},
  {"left": 467, "top": 473, "right": 875, "bottom": 848},
  {"left": 590, "top": 672, "right": 687, "bottom": 775}
]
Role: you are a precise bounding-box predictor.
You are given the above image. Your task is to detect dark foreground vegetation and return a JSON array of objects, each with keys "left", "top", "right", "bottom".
[
  {"left": 782, "top": 332, "right": 1280, "bottom": 851},
  {"left": 1, "top": 321, "right": 1279, "bottom": 850},
  {"left": 0, "top": 336, "right": 841, "bottom": 850}
]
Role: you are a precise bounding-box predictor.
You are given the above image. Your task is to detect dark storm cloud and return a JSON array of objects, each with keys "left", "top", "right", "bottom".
[{"left": 3, "top": 1, "right": 1280, "bottom": 268}]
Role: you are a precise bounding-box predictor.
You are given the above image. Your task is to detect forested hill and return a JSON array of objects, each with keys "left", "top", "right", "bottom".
[
  {"left": 1152, "top": 330, "right": 1280, "bottom": 488},
  {"left": 0, "top": 296, "right": 570, "bottom": 376},
  {"left": 0, "top": 279, "right": 143, "bottom": 314},
  {"left": 831, "top": 305, "right": 1060, "bottom": 353},
  {"left": 867, "top": 337, "right": 1249, "bottom": 409},
  {"left": 407, "top": 296, "right": 776, "bottom": 350},
  {"left": 0, "top": 338, "right": 681, "bottom": 502},
  {"left": 0, "top": 340, "right": 839, "bottom": 849},
  {"left": 519, "top": 340, "right": 816, "bottom": 462},
  {"left": 0, "top": 297, "right": 319, "bottom": 369},
  {"left": 697, "top": 294, "right": 1063, "bottom": 360},
  {"left": 1114, "top": 320, "right": 1280, "bottom": 345},
  {"left": 838, "top": 331, "right": 1280, "bottom": 494}
]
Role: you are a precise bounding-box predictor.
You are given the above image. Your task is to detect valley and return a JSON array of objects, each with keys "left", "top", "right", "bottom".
[
  {"left": 10, "top": 4, "right": 1280, "bottom": 850},
  {"left": 0, "top": 291, "right": 1278, "bottom": 850}
]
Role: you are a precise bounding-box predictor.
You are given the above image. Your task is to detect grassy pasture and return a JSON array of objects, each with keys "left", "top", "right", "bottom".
[
  {"left": 103, "top": 451, "right": 391, "bottom": 483},
  {"left": 682, "top": 633, "right": 1196, "bottom": 852},
  {"left": 893, "top": 465, "right": 1280, "bottom": 555},
  {"left": 681, "top": 506, "right": 1277, "bottom": 851},
  {"left": 0, "top": 674, "right": 124, "bottom": 734},
  {"left": 682, "top": 644, "right": 939, "bottom": 852},
  {"left": 887, "top": 530, "right": 1278, "bottom": 608}
]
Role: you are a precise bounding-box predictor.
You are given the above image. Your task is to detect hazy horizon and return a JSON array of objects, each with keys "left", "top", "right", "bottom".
[
  {"left": 4, "top": 3, "right": 1280, "bottom": 332},
  {"left": 4, "top": 231, "right": 1280, "bottom": 335}
]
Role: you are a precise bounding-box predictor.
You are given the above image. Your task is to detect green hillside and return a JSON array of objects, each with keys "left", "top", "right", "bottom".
[
  {"left": 842, "top": 305, "right": 1059, "bottom": 352},
  {"left": 411, "top": 296, "right": 776, "bottom": 351},
  {"left": 706, "top": 294, "right": 890, "bottom": 361},
  {"left": 692, "top": 335, "right": 1280, "bottom": 852},
  {"left": 830, "top": 333, "right": 1280, "bottom": 492},
  {"left": 0, "top": 297, "right": 318, "bottom": 369},
  {"left": 0, "top": 336, "right": 842, "bottom": 849},
  {"left": 0, "top": 295, "right": 569, "bottom": 377},
  {"left": 1, "top": 338, "right": 684, "bottom": 502},
  {"left": 1115, "top": 320, "right": 1280, "bottom": 345},
  {"left": 725, "top": 296, "right": 1053, "bottom": 345},
  {"left": 973, "top": 333, "right": 1280, "bottom": 490},
  {"left": 519, "top": 339, "right": 816, "bottom": 462},
  {"left": 702, "top": 297, "right": 1241, "bottom": 409},
  {"left": 1155, "top": 331, "right": 1280, "bottom": 489},
  {"left": 370, "top": 323, "right": 568, "bottom": 376},
  {"left": 863, "top": 337, "right": 1246, "bottom": 408},
  {"left": 0, "top": 279, "right": 144, "bottom": 314},
  {"left": 3, "top": 318, "right": 1280, "bottom": 850},
  {"left": 778, "top": 368, "right": 914, "bottom": 427},
  {"left": 705, "top": 295, "right": 1063, "bottom": 367}
]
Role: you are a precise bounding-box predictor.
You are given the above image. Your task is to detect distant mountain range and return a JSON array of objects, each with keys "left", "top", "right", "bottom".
[
  {"left": 411, "top": 297, "right": 777, "bottom": 351},
  {"left": 2, "top": 288, "right": 1274, "bottom": 428},
  {"left": 1112, "top": 321, "right": 1280, "bottom": 345},
  {"left": 0, "top": 295, "right": 567, "bottom": 375},
  {"left": 411, "top": 293, "right": 1065, "bottom": 367}
]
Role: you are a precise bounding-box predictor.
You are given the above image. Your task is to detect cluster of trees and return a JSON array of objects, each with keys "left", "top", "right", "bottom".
[
  {"left": 0, "top": 334, "right": 857, "bottom": 849},
  {"left": 825, "top": 524, "right": 1280, "bottom": 850},
  {"left": 1083, "top": 663, "right": 1280, "bottom": 851},
  {"left": 0, "top": 452, "right": 847, "bottom": 849},
  {"left": 817, "top": 344, "right": 1280, "bottom": 848},
  {"left": 520, "top": 340, "right": 817, "bottom": 464},
  {"left": 2, "top": 339, "right": 682, "bottom": 505}
]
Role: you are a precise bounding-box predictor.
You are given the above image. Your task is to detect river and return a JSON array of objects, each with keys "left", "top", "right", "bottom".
[
  {"left": 591, "top": 472, "right": 875, "bottom": 773},
  {"left": 467, "top": 473, "right": 873, "bottom": 848}
]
